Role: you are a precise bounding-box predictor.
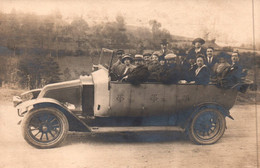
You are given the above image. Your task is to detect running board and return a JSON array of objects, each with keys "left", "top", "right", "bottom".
[{"left": 90, "top": 126, "right": 185, "bottom": 133}]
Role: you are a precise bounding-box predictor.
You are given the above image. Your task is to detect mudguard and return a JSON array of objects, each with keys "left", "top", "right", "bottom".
[
  {"left": 178, "top": 102, "right": 233, "bottom": 129},
  {"left": 16, "top": 98, "right": 90, "bottom": 132}
]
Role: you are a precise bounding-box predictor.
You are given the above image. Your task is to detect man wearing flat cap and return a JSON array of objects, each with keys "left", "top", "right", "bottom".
[
  {"left": 147, "top": 52, "right": 161, "bottom": 82},
  {"left": 124, "top": 55, "right": 149, "bottom": 85},
  {"left": 143, "top": 51, "right": 152, "bottom": 66},
  {"left": 155, "top": 39, "right": 174, "bottom": 60},
  {"left": 159, "top": 53, "right": 180, "bottom": 84},
  {"left": 187, "top": 37, "right": 206, "bottom": 60}
]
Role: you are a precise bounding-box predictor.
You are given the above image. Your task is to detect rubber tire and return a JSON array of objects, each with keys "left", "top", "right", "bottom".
[
  {"left": 188, "top": 108, "right": 226, "bottom": 145},
  {"left": 22, "top": 107, "right": 69, "bottom": 149}
]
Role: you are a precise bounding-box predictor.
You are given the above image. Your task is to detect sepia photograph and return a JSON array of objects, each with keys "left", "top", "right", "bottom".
[{"left": 0, "top": 0, "right": 259, "bottom": 167}]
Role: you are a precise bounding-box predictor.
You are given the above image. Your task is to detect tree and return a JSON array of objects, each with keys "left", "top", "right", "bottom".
[
  {"left": 149, "top": 20, "right": 161, "bottom": 40},
  {"left": 18, "top": 55, "right": 60, "bottom": 89},
  {"left": 148, "top": 20, "right": 172, "bottom": 49}
]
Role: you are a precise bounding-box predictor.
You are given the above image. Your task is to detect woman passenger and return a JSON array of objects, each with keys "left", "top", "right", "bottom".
[{"left": 193, "top": 55, "right": 210, "bottom": 85}]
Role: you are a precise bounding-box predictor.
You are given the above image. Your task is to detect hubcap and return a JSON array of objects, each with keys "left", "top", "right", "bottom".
[{"left": 42, "top": 125, "right": 48, "bottom": 132}]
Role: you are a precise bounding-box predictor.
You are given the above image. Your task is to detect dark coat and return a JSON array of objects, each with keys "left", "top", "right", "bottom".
[
  {"left": 160, "top": 63, "right": 180, "bottom": 84},
  {"left": 127, "top": 65, "right": 150, "bottom": 85},
  {"left": 205, "top": 56, "right": 217, "bottom": 70},
  {"left": 147, "top": 62, "right": 161, "bottom": 82},
  {"left": 181, "top": 62, "right": 197, "bottom": 82},
  {"left": 187, "top": 47, "right": 206, "bottom": 60},
  {"left": 187, "top": 64, "right": 198, "bottom": 82},
  {"left": 111, "top": 60, "right": 126, "bottom": 80},
  {"left": 220, "top": 62, "right": 247, "bottom": 89},
  {"left": 194, "top": 66, "right": 210, "bottom": 85},
  {"left": 229, "top": 62, "right": 245, "bottom": 79},
  {"left": 120, "top": 65, "right": 135, "bottom": 79}
]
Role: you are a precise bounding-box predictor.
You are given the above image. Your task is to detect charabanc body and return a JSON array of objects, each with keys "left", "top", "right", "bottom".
[{"left": 13, "top": 48, "right": 253, "bottom": 148}]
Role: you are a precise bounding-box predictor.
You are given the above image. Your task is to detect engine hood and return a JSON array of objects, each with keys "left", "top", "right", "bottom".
[{"left": 38, "top": 75, "right": 93, "bottom": 98}]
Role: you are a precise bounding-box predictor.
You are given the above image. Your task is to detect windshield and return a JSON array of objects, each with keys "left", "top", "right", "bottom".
[{"left": 98, "top": 48, "right": 114, "bottom": 70}]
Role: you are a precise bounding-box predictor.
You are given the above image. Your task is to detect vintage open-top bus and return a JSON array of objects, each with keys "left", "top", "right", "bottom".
[{"left": 13, "top": 48, "right": 254, "bottom": 148}]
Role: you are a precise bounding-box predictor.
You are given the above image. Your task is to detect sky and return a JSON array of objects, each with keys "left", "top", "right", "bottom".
[{"left": 0, "top": 0, "right": 259, "bottom": 47}]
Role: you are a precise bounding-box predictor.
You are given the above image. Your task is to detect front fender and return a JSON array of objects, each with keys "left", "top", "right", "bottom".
[
  {"left": 17, "top": 98, "right": 90, "bottom": 132},
  {"left": 16, "top": 98, "right": 61, "bottom": 113}
]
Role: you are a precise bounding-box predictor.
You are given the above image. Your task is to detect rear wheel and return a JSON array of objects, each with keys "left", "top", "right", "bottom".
[
  {"left": 22, "top": 107, "right": 69, "bottom": 148},
  {"left": 188, "top": 108, "right": 226, "bottom": 145}
]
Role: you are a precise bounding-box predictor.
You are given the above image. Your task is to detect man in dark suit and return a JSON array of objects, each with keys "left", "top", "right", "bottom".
[
  {"left": 204, "top": 47, "right": 217, "bottom": 76},
  {"left": 187, "top": 38, "right": 206, "bottom": 60},
  {"left": 124, "top": 55, "right": 149, "bottom": 85},
  {"left": 221, "top": 51, "right": 247, "bottom": 90}
]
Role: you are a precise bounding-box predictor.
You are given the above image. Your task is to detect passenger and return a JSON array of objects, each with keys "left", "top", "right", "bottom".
[
  {"left": 123, "top": 55, "right": 149, "bottom": 85},
  {"left": 182, "top": 56, "right": 197, "bottom": 82},
  {"left": 110, "top": 49, "right": 125, "bottom": 80},
  {"left": 212, "top": 52, "right": 231, "bottom": 83},
  {"left": 147, "top": 52, "right": 161, "bottom": 82},
  {"left": 120, "top": 54, "right": 135, "bottom": 80},
  {"left": 160, "top": 53, "right": 180, "bottom": 84},
  {"left": 193, "top": 55, "right": 210, "bottom": 85},
  {"left": 187, "top": 38, "right": 207, "bottom": 61},
  {"left": 221, "top": 51, "right": 247, "bottom": 90},
  {"left": 205, "top": 47, "right": 217, "bottom": 76},
  {"left": 178, "top": 55, "right": 185, "bottom": 66},
  {"left": 177, "top": 54, "right": 189, "bottom": 82},
  {"left": 230, "top": 51, "right": 246, "bottom": 78},
  {"left": 143, "top": 52, "right": 152, "bottom": 66},
  {"left": 159, "top": 56, "right": 166, "bottom": 66},
  {"left": 155, "top": 39, "right": 174, "bottom": 60}
]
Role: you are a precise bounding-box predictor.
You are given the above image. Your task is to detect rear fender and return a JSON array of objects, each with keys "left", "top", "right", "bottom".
[
  {"left": 20, "top": 98, "right": 90, "bottom": 132},
  {"left": 179, "top": 103, "right": 233, "bottom": 130}
]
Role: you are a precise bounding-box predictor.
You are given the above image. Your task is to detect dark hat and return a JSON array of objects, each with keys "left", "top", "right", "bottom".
[
  {"left": 134, "top": 54, "right": 144, "bottom": 61},
  {"left": 192, "top": 38, "right": 205, "bottom": 45},
  {"left": 160, "top": 39, "right": 169, "bottom": 45},
  {"left": 217, "top": 52, "right": 230, "bottom": 60},
  {"left": 116, "top": 49, "right": 125, "bottom": 55},
  {"left": 122, "top": 54, "right": 133, "bottom": 63}
]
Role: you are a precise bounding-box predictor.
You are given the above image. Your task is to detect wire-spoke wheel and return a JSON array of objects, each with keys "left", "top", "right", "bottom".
[
  {"left": 188, "top": 108, "right": 226, "bottom": 145},
  {"left": 22, "top": 107, "right": 69, "bottom": 148}
]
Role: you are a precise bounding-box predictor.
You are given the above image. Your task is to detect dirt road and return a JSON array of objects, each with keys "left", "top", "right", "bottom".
[{"left": 0, "top": 101, "right": 259, "bottom": 168}]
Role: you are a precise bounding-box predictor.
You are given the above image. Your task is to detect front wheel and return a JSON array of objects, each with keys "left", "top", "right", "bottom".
[
  {"left": 22, "top": 107, "right": 69, "bottom": 148},
  {"left": 188, "top": 108, "right": 226, "bottom": 145}
]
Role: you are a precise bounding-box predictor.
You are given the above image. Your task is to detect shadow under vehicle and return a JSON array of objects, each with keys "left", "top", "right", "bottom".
[{"left": 13, "top": 48, "right": 254, "bottom": 148}]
